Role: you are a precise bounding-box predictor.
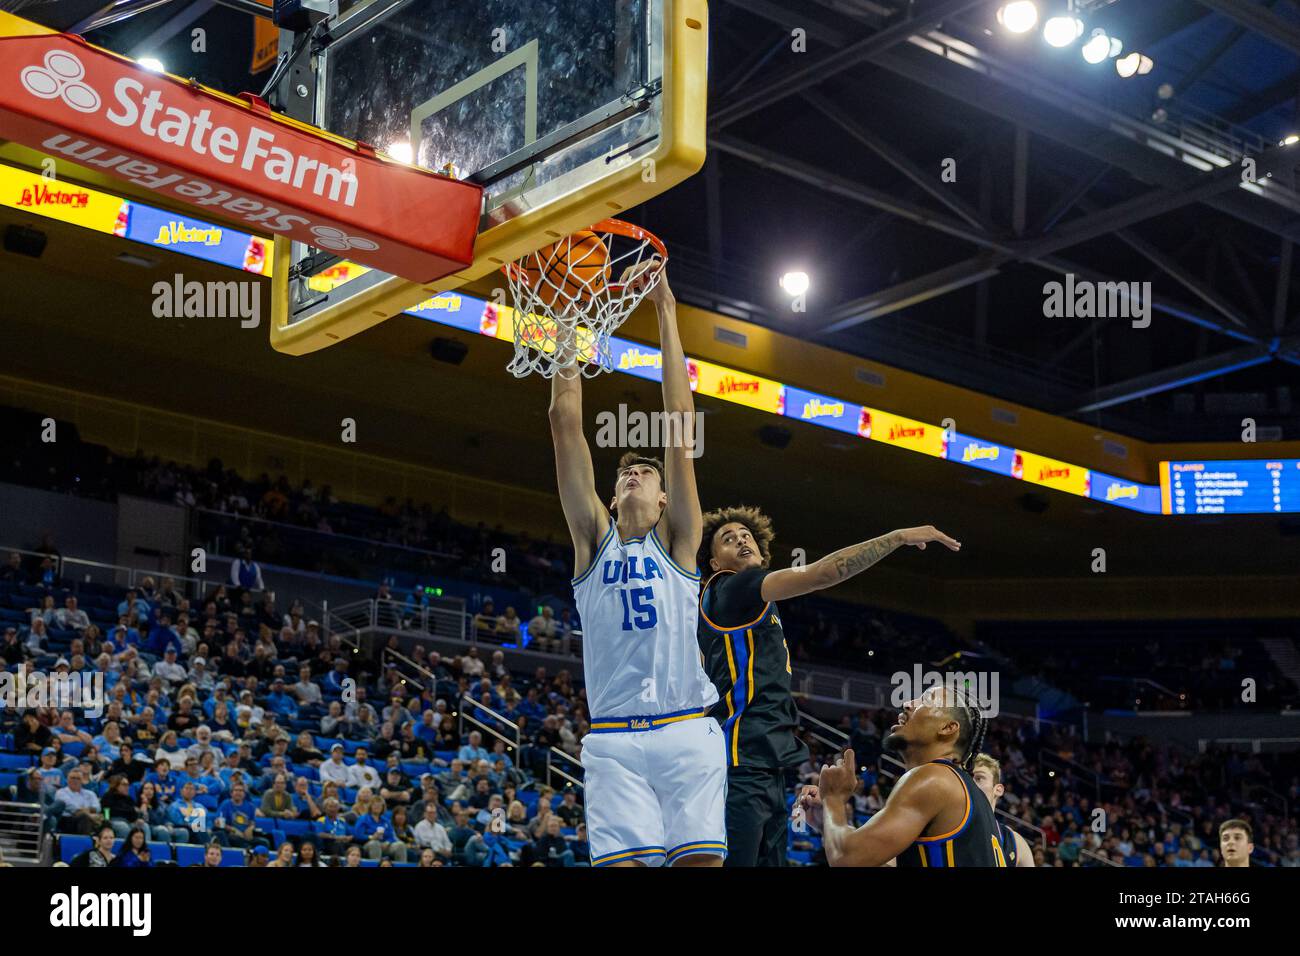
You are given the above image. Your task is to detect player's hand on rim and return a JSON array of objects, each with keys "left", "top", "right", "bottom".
[
  {"left": 618, "top": 256, "right": 669, "bottom": 305},
  {"left": 896, "top": 525, "right": 961, "bottom": 551}
]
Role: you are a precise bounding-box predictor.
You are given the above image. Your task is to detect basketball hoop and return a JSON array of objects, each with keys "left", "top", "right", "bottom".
[{"left": 500, "top": 219, "right": 667, "bottom": 378}]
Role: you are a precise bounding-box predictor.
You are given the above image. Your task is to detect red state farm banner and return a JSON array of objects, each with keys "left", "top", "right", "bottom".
[{"left": 0, "top": 31, "right": 482, "bottom": 281}]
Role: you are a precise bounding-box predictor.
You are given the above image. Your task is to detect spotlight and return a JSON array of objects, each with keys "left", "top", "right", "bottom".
[
  {"left": 780, "top": 271, "right": 809, "bottom": 296},
  {"left": 1081, "top": 30, "right": 1120, "bottom": 64},
  {"left": 1282, "top": 134, "right": 1300, "bottom": 147},
  {"left": 137, "top": 56, "right": 164, "bottom": 72},
  {"left": 1115, "top": 52, "right": 1153, "bottom": 78},
  {"left": 1043, "top": 14, "right": 1083, "bottom": 47},
  {"left": 996, "top": 2, "right": 1038, "bottom": 34}
]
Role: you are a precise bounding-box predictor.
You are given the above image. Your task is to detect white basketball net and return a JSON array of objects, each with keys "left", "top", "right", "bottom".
[{"left": 501, "top": 220, "right": 666, "bottom": 378}]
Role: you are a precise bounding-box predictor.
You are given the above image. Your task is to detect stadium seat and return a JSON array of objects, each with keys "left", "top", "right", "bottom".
[
  {"left": 0, "top": 772, "right": 19, "bottom": 792},
  {"left": 172, "top": 844, "right": 205, "bottom": 867},
  {"left": 60, "top": 835, "right": 93, "bottom": 863},
  {"left": 61, "top": 741, "right": 85, "bottom": 758},
  {"left": 0, "top": 753, "right": 34, "bottom": 769},
  {"left": 278, "top": 819, "right": 311, "bottom": 837}
]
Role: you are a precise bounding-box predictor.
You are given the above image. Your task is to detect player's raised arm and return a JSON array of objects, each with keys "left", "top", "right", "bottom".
[
  {"left": 758, "top": 526, "right": 960, "bottom": 604},
  {"left": 815, "top": 749, "right": 948, "bottom": 867},
  {"left": 548, "top": 344, "right": 609, "bottom": 574},
  {"left": 630, "top": 262, "right": 702, "bottom": 567}
]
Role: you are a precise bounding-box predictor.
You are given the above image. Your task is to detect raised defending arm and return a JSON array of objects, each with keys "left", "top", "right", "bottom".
[{"left": 759, "top": 526, "right": 960, "bottom": 603}]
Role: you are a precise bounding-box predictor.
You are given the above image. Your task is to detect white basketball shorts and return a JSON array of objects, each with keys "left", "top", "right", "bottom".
[{"left": 581, "top": 714, "right": 728, "bottom": 867}]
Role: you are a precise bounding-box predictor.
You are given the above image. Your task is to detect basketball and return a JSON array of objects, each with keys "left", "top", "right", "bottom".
[{"left": 519, "top": 230, "right": 610, "bottom": 307}]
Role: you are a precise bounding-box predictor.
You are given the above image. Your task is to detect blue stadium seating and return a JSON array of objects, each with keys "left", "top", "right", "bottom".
[{"left": 60, "top": 835, "right": 92, "bottom": 863}]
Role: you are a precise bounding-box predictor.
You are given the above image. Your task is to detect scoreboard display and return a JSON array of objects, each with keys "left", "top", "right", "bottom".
[{"left": 1160, "top": 459, "right": 1300, "bottom": 515}]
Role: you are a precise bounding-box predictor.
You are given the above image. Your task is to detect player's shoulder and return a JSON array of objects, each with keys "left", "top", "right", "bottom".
[{"left": 896, "top": 761, "right": 966, "bottom": 799}]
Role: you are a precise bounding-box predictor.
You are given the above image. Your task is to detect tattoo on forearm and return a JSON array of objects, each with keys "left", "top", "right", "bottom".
[{"left": 830, "top": 532, "right": 901, "bottom": 580}]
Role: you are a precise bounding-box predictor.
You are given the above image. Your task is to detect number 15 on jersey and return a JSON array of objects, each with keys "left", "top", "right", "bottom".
[{"left": 618, "top": 587, "right": 658, "bottom": 631}]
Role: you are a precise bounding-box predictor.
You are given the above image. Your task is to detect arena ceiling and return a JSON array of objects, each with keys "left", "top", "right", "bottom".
[{"left": 8, "top": 0, "right": 1300, "bottom": 443}]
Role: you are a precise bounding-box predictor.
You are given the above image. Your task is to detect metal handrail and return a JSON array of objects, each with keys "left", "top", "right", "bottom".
[
  {"left": 995, "top": 806, "right": 1046, "bottom": 853},
  {"left": 545, "top": 746, "right": 584, "bottom": 791},
  {"left": 192, "top": 505, "right": 462, "bottom": 563},
  {"left": 0, "top": 800, "right": 44, "bottom": 865},
  {"left": 1037, "top": 750, "right": 1103, "bottom": 804},
  {"left": 457, "top": 695, "right": 521, "bottom": 756},
  {"left": 798, "top": 707, "right": 850, "bottom": 753},
  {"left": 1080, "top": 846, "right": 1122, "bottom": 867}
]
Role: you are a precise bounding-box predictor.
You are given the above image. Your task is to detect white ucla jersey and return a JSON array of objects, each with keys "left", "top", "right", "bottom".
[{"left": 573, "top": 521, "right": 719, "bottom": 719}]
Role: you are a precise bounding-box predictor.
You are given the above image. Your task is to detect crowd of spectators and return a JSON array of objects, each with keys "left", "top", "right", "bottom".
[
  {"left": 0, "top": 568, "right": 597, "bottom": 867},
  {"left": 6, "top": 419, "right": 1295, "bottom": 713}
]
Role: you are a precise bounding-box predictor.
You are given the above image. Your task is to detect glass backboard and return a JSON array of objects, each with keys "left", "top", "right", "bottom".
[{"left": 269, "top": 0, "right": 706, "bottom": 355}]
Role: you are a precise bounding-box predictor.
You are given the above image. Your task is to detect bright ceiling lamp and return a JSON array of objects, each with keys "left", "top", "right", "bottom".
[
  {"left": 1043, "top": 13, "right": 1083, "bottom": 47},
  {"left": 137, "top": 56, "right": 165, "bottom": 72},
  {"left": 1082, "top": 29, "right": 1122, "bottom": 64},
  {"left": 1281, "top": 133, "right": 1300, "bottom": 146},
  {"left": 1115, "top": 52, "right": 1154, "bottom": 78},
  {"left": 780, "top": 271, "right": 810, "bottom": 296},
  {"left": 996, "top": 2, "right": 1039, "bottom": 34}
]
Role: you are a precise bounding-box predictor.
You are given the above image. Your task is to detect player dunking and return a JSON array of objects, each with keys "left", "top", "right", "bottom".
[
  {"left": 549, "top": 261, "right": 726, "bottom": 867},
  {"left": 697, "top": 507, "right": 960, "bottom": 866},
  {"left": 971, "top": 753, "right": 1034, "bottom": 867},
  {"left": 800, "top": 686, "right": 1005, "bottom": 867}
]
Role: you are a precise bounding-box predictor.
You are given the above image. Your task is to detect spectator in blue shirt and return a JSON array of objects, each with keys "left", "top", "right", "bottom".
[
  {"left": 354, "top": 795, "right": 406, "bottom": 862},
  {"left": 323, "top": 658, "right": 350, "bottom": 696},
  {"left": 415, "top": 709, "right": 441, "bottom": 745},
  {"left": 215, "top": 781, "right": 261, "bottom": 849},
  {"left": 109, "top": 615, "right": 142, "bottom": 650},
  {"left": 145, "top": 614, "right": 183, "bottom": 659},
  {"left": 230, "top": 548, "right": 265, "bottom": 591},
  {"left": 117, "top": 589, "right": 150, "bottom": 624},
  {"left": 265, "top": 679, "right": 299, "bottom": 720},
  {"left": 465, "top": 828, "right": 513, "bottom": 867},
  {"left": 517, "top": 688, "right": 546, "bottom": 724},
  {"left": 458, "top": 730, "right": 490, "bottom": 765},
  {"left": 314, "top": 797, "right": 351, "bottom": 857},
  {"left": 169, "top": 781, "right": 222, "bottom": 844},
  {"left": 146, "top": 759, "right": 180, "bottom": 803}
]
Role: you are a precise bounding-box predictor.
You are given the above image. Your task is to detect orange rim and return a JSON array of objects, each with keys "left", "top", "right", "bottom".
[{"left": 501, "top": 218, "right": 667, "bottom": 291}]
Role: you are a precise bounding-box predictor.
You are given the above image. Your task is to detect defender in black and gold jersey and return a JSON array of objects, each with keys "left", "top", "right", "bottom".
[
  {"left": 697, "top": 506, "right": 960, "bottom": 866},
  {"left": 803, "top": 685, "right": 1004, "bottom": 867},
  {"left": 972, "top": 753, "right": 1034, "bottom": 867}
]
